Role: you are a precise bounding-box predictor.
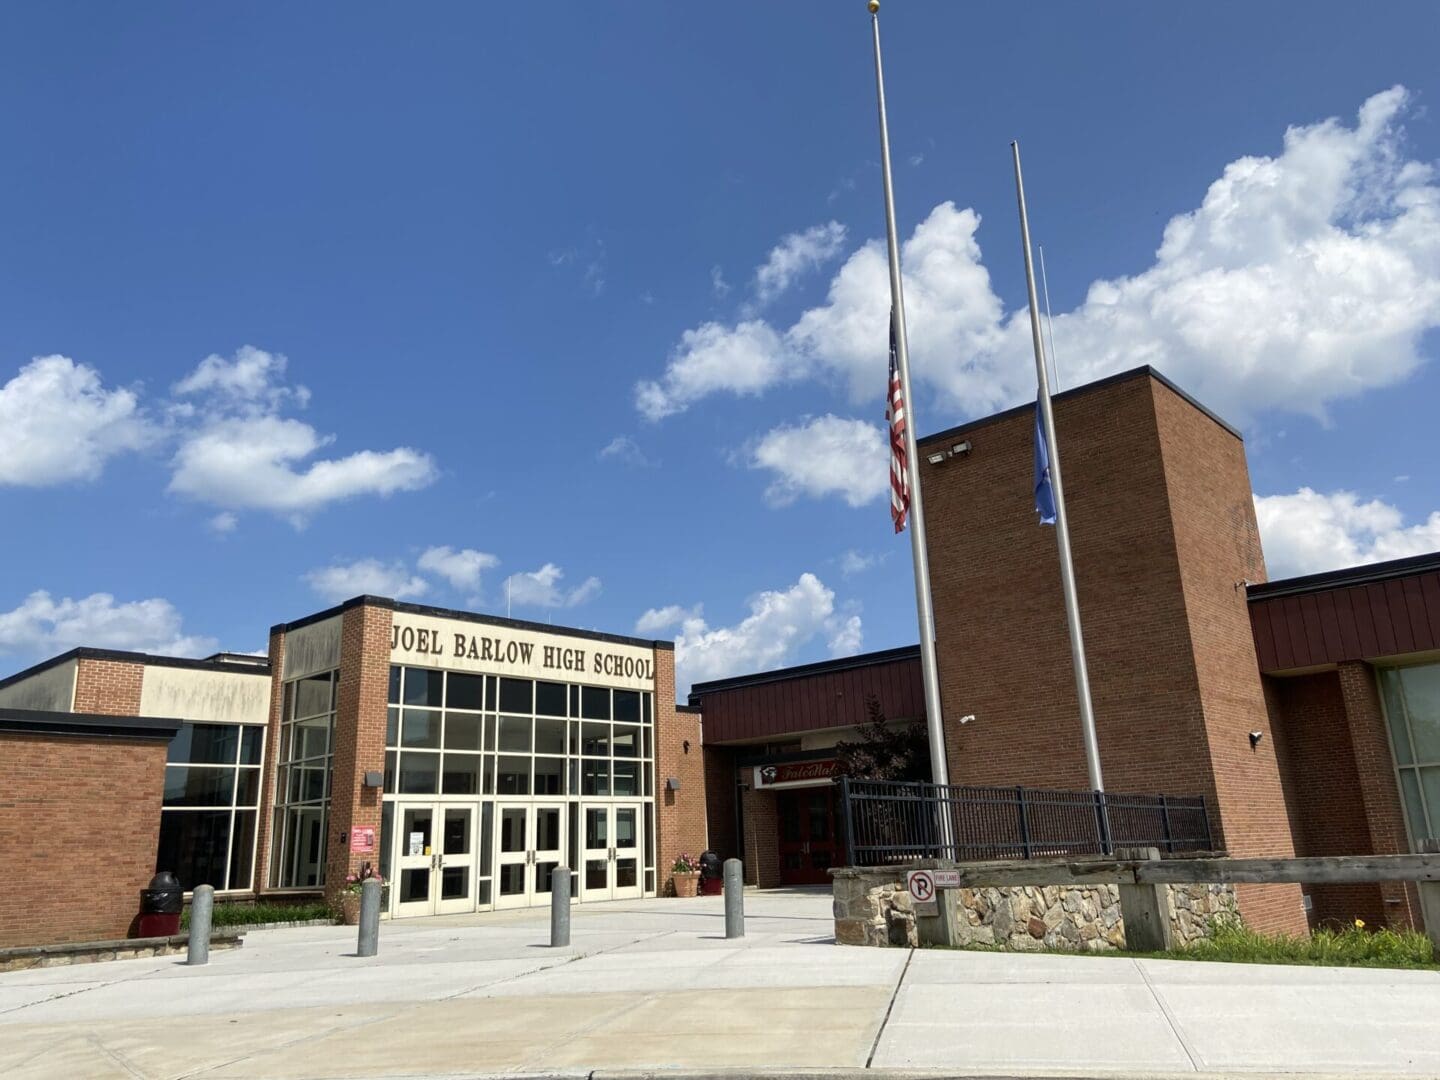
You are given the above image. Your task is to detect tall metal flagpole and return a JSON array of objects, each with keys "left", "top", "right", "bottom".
[
  {"left": 870, "top": 1, "right": 949, "bottom": 791},
  {"left": 1011, "top": 141, "right": 1105, "bottom": 795}
]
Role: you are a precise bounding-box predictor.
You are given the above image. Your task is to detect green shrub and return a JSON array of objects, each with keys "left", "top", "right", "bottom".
[
  {"left": 182, "top": 901, "right": 336, "bottom": 929},
  {"left": 1180, "top": 915, "right": 1435, "bottom": 969}
]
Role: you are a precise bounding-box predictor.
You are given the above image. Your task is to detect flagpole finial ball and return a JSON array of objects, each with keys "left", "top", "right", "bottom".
[{"left": 868, "top": 0, "right": 880, "bottom": 12}]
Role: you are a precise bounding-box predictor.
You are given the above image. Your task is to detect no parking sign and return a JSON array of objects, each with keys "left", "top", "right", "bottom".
[{"left": 906, "top": 869, "right": 935, "bottom": 902}]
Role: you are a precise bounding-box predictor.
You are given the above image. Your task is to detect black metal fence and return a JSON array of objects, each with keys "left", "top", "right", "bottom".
[{"left": 837, "top": 776, "right": 1212, "bottom": 866}]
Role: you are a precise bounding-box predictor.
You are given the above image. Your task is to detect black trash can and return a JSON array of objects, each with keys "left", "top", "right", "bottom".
[
  {"left": 138, "top": 871, "right": 183, "bottom": 937},
  {"left": 698, "top": 850, "right": 724, "bottom": 896}
]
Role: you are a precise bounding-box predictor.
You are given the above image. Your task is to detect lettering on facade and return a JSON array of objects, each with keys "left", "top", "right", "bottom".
[{"left": 390, "top": 623, "right": 654, "bottom": 683}]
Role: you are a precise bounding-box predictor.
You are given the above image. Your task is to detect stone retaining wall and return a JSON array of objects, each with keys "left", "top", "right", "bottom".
[{"left": 833, "top": 868, "right": 1237, "bottom": 950}]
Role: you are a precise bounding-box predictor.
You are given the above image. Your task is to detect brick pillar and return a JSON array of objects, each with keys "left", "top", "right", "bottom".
[
  {"left": 73, "top": 658, "right": 143, "bottom": 715},
  {"left": 254, "top": 627, "right": 286, "bottom": 894},
  {"left": 1338, "top": 660, "right": 1422, "bottom": 929},
  {"left": 741, "top": 787, "right": 780, "bottom": 888},
  {"left": 654, "top": 646, "right": 708, "bottom": 894},
  {"left": 326, "top": 603, "right": 390, "bottom": 900}
]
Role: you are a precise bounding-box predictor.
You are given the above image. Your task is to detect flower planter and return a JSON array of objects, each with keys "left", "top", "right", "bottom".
[
  {"left": 340, "top": 893, "right": 362, "bottom": 926},
  {"left": 673, "top": 871, "right": 699, "bottom": 898}
]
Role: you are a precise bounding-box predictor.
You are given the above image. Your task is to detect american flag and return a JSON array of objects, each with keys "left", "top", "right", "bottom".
[{"left": 886, "top": 310, "right": 909, "bottom": 533}]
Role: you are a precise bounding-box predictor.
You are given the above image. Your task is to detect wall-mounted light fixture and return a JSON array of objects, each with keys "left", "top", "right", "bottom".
[
  {"left": 1249, "top": 730, "right": 1264, "bottom": 749},
  {"left": 363, "top": 770, "right": 384, "bottom": 788},
  {"left": 666, "top": 777, "right": 682, "bottom": 791},
  {"left": 926, "top": 440, "right": 972, "bottom": 465}
]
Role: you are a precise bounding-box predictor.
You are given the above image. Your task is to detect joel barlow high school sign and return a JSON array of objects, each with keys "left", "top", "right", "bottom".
[{"left": 389, "top": 613, "right": 656, "bottom": 690}]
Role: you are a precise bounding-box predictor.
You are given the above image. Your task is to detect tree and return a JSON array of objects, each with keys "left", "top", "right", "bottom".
[{"left": 834, "top": 695, "right": 929, "bottom": 782}]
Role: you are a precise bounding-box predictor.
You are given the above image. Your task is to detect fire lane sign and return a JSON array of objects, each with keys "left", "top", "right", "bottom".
[{"left": 932, "top": 869, "right": 961, "bottom": 888}]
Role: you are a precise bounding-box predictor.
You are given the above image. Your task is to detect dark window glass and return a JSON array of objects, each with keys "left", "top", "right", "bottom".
[
  {"left": 499, "top": 678, "right": 532, "bottom": 714},
  {"left": 240, "top": 727, "right": 263, "bottom": 765},
  {"left": 384, "top": 751, "right": 397, "bottom": 793},
  {"left": 289, "top": 762, "right": 327, "bottom": 803},
  {"left": 157, "top": 810, "right": 232, "bottom": 891},
  {"left": 486, "top": 677, "right": 497, "bottom": 710},
  {"left": 444, "top": 713, "right": 483, "bottom": 751},
  {"left": 581, "top": 722, "right": 609, "bottom": 757},
  {"left": 534, "top": 717, "right": 566, "bottom": 755},
  {"left": 168, "top": 723, "right": 238, "bottom": 765},
  {"left": 292, "top": 716, "right": 330, "bottom": 759},
  {"left": 612, "top": 724, "right": 639, "bottom": 758},
  {"left": 536, "top": 681, "right": 567, "bottom": 717},
  {"left": 401, "top": 709, "right": 441, "bottom": 749},
  {"left": 569, "top": 684, "right": 579, "bottom": 718},
  {"left": 614, "top": 690, "right": 640, "bottom": 725},
  {"left": 398, "top": 752, "right": 439, "bottom": 794},
  {"left": 403, "top": 667, "right": 444, "bottom": 707},
  {"left": 388, "top": 665, "right": 401, "bottom": 705},
  {"left": 581, "top": 759, "right": 610, "bottom": 796},
  {"left": 386, "top": 708, "right": 400, "bottom": 747},
  {"left": 497, "top": 755, "right": 530, "bottom": 795},
  {"left": 613, "top": 761, "right": 639, "bottom": 797},
  {"left": 642, "top": 693, "right": 651, "bottom": 725},
  {"left": 498, "top": 716, "right": 532, "bottom": 753},
  {"left": 479, "top": 802, "right": 494, "bottom": 870},
  {"left": 534, "top": 756, "right": 564, "bottom": 795},
  {"left": 294, "top": 673, "right": 333, "bottom": 719},
  {"left": 447, "top": 672, "right": 485, "bottom": 711},
  {"left": 642, "top": 726, "right": 652, "bottom": 760},
  {"left": 441, "top": 754, "right": 482, "bottom": 795},
  {"left": 581, "top": 686, "right": 610, "bottom": 720},
  {"left": 235, "top": 769, "right": 260, "bottom": 807},
  {"left": 164, "top": 766, "right": 235, "bottom": 807},
  {"left": 228, "top": 809, "right": 257, "bottom": 891}
]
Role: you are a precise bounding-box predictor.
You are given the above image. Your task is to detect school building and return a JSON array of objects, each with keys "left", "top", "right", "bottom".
[{"left": 1, "top": 366, "right": 1435, "bottom": 948}]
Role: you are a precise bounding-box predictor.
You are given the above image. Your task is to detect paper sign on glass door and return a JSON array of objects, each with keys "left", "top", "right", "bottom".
[{"left": 408, "top": 832, "right": 424, "bottom": 856}]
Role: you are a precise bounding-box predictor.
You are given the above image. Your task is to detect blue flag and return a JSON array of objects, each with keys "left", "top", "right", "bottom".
[{"left": 1034, "top": 399, "right": 1056, "bottom": 526}]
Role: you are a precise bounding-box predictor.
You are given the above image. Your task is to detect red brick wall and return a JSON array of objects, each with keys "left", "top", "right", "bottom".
[
  {"left": 0, "top": 732, "right": 167, "bottom": 947},
  {"left": 921, "top": 369, "right": 1307, "bottom": 934},
  {"left": 1266, "top": 671, "right": 1385, "bottom": 927},
  {"left": 702, "top": 744, "right": 740, "bottom": 861},
  {"left": 73, "top": 658, "right": 143, "bottom": 716},
  {"left": 255, "top": 628, "right": 287, "bottom": 893},
  {"left": 325, "top": 604, "right": 390, "bottom": 900},
  {"left": 655, "top": 651, "right": 708, "bottom": 893},
  {"left": 1338, "top": 660, "right": 1422, "bottom": 928},
  {"left": 741, "top": 787, "right": 780, "bottom": 888}
]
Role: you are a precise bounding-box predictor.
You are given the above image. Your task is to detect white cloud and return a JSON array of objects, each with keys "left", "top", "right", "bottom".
[
  {"left": 417, "top": 546, "right": 499, "bottom": 594},
  {"left": 634, "top": 603, "right": 702, "bottom": 636},
  {"left": 749, "top": 415, "right": 888, "bottom": 507},
  {"left": 668, "top": 572, "right": 862, "bottom": 695},
  {"left": 503, "top": 563, "right": 602, "bottom": 609},
  {"left": 208, "top": 512, "right": 238, "bottom": 535},
  {"left": 752, "top": 221, "right": 847, "bottom": 307},
  {"left": 0, "top": 356, "right": 152, "bottom": 486},
  {"left": 1255, "top": 488, "right": 1440, "bottom": 579},
  {"left": 640, "top": 87, "right": 1440, "bottom": 427},
  {"left": 635, "top": 320, "right": 791, "bottom": 422},
  {"left": 0, "top": 590, "right": 216, "bottom": 658},
  {"left": 168, "top": 347, "right": 437, "bottom": 523},
  {"left": 304, "top": 559, "right": 429, "bottom": 603},
  {"left": 710, "top": 265, "right": 731, "bottom": 298},
  {"left": 839, "top": 550, "right": 877, "bottom": 577},
  {"left": 598, "top": 435, "right": 655, "bottom": 468}
]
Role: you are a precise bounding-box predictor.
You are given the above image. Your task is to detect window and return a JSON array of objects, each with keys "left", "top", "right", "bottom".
[
  {"left": 158, "top": 723, "right": 263, "bottom": 891},
  {"left": 271, "top": 671, "right": 336, "bottom": 888},
  {"left": 1379, "top": 663, "right": 1440, "bottom": 848}
]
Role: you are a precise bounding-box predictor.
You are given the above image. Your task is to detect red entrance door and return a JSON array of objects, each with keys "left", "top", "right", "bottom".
[{"left": 776, "top": 787, "right": 837, "bottom": 886}]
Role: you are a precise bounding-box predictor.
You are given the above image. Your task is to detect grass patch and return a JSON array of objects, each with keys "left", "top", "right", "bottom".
[
  {"left": 182, "top": 901, "right": 337, "bottom": 929},
  {"left": 931, "top": 917, "right": 1437, "bottom": 970}
]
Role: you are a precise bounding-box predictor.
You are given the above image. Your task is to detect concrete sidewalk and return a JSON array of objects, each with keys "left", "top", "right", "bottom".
[{"left": 0, "top": 889, "right": 1436, "bottom": 1078}]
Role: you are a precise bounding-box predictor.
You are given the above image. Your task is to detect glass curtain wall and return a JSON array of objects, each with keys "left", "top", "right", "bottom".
[
  {"left": 1379, "top": 662, "right": 1440, "bottom": 848},
  {"left": 383, "top": 664, "right": 656, "bottom": 904},
  {"left": 270, "top": 670, "right": 337, "bottom": 888},
  {"left": 157, "top": 721, "right": 264, "bottom": 891}
]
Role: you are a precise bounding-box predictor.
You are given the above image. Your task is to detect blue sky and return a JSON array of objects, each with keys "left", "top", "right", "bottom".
[{"left": 2, "top": 2, "right": 1438, "bottom": 693}]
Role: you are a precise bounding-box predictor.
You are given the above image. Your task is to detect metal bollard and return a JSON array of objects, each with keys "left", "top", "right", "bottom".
[
  {"left": 357, "top": 878, "right": 382, "bottom": 957},
  {"left": 723, "top": 858, "right": 744, "bottom": 939},
  {"left": 550, "top": 866, "right": 571, "bottom": 947},
  {"left": 187, "top": 884, "right": 214, "bottom": 966}
]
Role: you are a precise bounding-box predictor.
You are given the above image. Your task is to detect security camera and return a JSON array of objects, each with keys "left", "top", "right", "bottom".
[{"left": 958, "top": 714, "right": 975, "bottom": 725}]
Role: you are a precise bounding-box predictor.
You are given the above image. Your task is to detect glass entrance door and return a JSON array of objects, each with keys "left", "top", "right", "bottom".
[
  {"left": 390, "top": 802, "right": 478, "bottom": 917},
  {"left": 495, "top": 802, "right": 565, "bottom": 909},
  {"left": 580, "top": 803, "right": 644, "bottom": 901}
]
